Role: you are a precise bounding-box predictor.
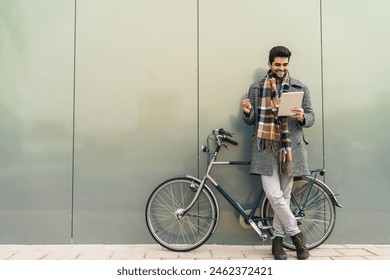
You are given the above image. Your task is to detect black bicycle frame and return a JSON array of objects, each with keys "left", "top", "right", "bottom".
[{"left": 204, "top": 160, "right": 273, "bottom": 224}]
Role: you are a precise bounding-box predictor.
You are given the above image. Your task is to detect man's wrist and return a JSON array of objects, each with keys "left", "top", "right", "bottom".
[
  {"left": 298, "top": 115, "right": 306, "bottom": 125},
  {"left": 244, "top": 108, "right": 252, "bottom": 117}
]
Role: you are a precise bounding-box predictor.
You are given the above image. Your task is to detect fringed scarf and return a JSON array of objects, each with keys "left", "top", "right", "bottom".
[{"left": 257, "top": 70, "right": 292, "bottom": 175}]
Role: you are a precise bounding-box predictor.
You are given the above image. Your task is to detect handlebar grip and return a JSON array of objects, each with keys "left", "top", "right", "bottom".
[
  {"left": 218, "top": 128, "right": 234, "bottom": 137},
  {"left": 223, "top": 136, "right": 238, "bottom": 146}
]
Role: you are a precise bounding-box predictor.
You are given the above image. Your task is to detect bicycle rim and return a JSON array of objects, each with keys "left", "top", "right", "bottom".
[
  {"left": 261, "top": 177, "right": 336, "bottom": 250},
  {"left": 145, "top": 177, "right": 218, "bottom": 252}
]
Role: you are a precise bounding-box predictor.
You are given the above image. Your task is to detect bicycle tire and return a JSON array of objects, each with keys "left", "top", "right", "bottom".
[
  {"left": 261, "top": 176, "right": 336, "bottom": 250},
  {"left": 145, "top": 177, "right": 218, "bottom": 252}
]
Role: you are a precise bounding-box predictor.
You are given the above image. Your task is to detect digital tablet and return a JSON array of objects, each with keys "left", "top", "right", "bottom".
[{"left": 277, "top": 91, "right": 304, "bottom": 116}]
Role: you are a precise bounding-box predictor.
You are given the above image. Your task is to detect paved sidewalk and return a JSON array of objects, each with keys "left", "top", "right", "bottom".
[{"left": 1, "top": 244, "right": 390, "bottom": 260}]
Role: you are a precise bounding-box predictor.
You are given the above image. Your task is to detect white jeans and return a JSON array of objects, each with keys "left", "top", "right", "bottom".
[{"left": 261, "top": 164, "right": 300, "bottom": 238}]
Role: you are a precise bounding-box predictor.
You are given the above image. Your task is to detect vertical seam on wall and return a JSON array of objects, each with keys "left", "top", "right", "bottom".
[
  {"left": 319, "top": 0, "right": 326, "bottom": 181},
  {"left": 197, "top": 0, "right": 200, "bottom": 178},
  {"left": 71, "top": 0, "right": 77, "bottom": 244}
]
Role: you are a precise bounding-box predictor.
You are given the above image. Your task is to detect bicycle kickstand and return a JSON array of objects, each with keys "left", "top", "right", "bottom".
[{"left": 248, "top": 219, "right": 268, "bottom": 241}]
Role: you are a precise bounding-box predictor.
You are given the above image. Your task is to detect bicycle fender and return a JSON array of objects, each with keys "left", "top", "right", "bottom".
[
  {"left": 305, "top": 176, "right": 343, "bottom": 208},
  {"left": 185, "top": 175, "right": 221, "bottom": 233}
]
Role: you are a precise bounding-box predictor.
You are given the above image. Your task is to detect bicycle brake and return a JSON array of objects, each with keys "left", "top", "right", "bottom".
[{"left": 189, "top": 181, "right": 198, "bottom": 192}]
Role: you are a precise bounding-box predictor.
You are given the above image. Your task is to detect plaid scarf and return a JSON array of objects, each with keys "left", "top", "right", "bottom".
[{"left": 257, "top": 70, "right": 292, "bottom": 175}]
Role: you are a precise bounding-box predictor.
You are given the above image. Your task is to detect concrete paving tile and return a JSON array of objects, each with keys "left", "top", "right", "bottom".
[
  {"left": 75, "top": 251, "right": 114, "bottom": 260},
  {"left": 75, "top": 254, "right": 113, "bottom": 260},
  {"left": 241, "top": 249, "right": 268, "bottom": 259},
  {"left": 108, "top": 246, "right": 150, "bottom": 260},
  {"left": 336, "top": 248, "right": 375, "bottom": 257},
  {"left": 144, "top": 248, "right": 180, "bottom": 260},
  {"left": 308, "top": 257, "right": 332, "bottom": 260},
  {"left": 0, "top": 244, "right": 388, "bottom": 260},
  {"left": 316, "top": 244, "right": 348, "bottom": 249},
  {"left": 216, "top": 245, "right": 261, "bottom": 259},
  {"left": 365, "top": 256, "right": 390, "bottom": 260},
  {"left": 252, "top": 245, "right": 272, "bottom": 251},
  {"left": 42, "top": 245, "right": 113, "bottom": 260},
  {"left": 5, "top": 245, "right": 60, "bottom": 260},
  {"left": 7, "top": 250, "right": 49, "bottom": 260},
  {"left": 62, "top": 245, "right": 110, "bottom": 260},
  {"left": 177, "top": 250, "right": 213, "bottom": 260},
  {"left": 0, "top": 251, "right": 18, "bottom": 260},
  {"left": 343, "top": 244, "right": 379, "bottom": 249},
  {"left": 331, "top": 256, "right": 368, "bottom": 260},
  {"left": 309, "top": 248, "right": 343, "bottom": 257},
  {"left": 41, "top": 251, "right": 81, "bottom": 260},
  {"left": 209, "top": 246, "right": 246, "bottom": 259},
  {"left": 110, "top": 251, "right": 146, "bottom": 260},
  {"left": 364, "top": 247, "right": 390, "bottom": 256},
  {"left": 65, "top": 245, "right": 104, "bottom": 255}
]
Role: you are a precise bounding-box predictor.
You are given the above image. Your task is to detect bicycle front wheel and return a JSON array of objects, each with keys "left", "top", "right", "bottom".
[
  {"left": 145, "top": 177, "right": 218, "bottom": 252},
  {"left": 261, "top": 177, "right": 336, "bottom": 250}
]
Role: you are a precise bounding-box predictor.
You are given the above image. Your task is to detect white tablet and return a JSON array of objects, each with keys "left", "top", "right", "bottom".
[{"left": 277, "top": 91, "right": 304, "bottom": 116}]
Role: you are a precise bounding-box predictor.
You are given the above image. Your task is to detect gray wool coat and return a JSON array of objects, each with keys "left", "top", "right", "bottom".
[{"left": 243, "top": 77, "right": 315, "bottom": 177}]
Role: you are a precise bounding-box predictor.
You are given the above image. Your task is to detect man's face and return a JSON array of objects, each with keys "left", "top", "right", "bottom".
[{"left": 268, "top": 57, "right": 289, "bottom": 79}]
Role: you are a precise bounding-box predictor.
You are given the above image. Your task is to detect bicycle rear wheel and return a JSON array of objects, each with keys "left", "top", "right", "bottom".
[
  {"left": 261, "top": 177, "right": 336, "bottom": 250},
  {"left": 145, "top": 177, "right": 218, "bottom": 252}
]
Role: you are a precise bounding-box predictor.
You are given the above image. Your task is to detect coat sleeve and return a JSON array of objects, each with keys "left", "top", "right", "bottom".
[{"left": 299, "top": 84, "right": 315, "bottom": 128}]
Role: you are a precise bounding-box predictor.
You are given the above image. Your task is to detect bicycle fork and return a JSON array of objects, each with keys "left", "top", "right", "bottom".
[
  {"left": 174, "top": 180, "right": 203, "bottom": 220},
  {"left": 178, "top": 152, "right": 220, "bottom": 218}
]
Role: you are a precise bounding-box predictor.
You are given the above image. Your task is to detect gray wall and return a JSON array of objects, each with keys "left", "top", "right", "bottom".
[{"left": 0, "top": 0, "right": 389, "bottom": 244}]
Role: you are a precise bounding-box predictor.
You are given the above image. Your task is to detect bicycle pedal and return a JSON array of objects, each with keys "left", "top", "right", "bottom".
[{"left": 258, "top": 222, "right": 272, "bottom": 230}]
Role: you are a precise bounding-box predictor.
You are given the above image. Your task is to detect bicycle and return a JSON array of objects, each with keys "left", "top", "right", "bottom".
[{"left": 145, "top": 128, "right": 342, "bottom": 252}]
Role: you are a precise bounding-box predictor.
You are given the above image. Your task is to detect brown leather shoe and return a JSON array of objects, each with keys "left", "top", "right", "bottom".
[
  {"left": 272, "top": 237, "right": 287, "bottom": 260},
  {"left": 291, "top": 232, "right": 310, "bottom": 260}
]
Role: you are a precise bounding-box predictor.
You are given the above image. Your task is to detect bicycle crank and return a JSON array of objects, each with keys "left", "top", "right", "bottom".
[
  {"left": 238, "top": 208, "right": 261, "bottom": 229},
  {"left": 248, "top": 219, "right": 268, "bottom": 241}
]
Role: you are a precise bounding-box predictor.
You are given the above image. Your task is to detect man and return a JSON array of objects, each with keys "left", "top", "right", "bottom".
[{"left": 240, "top": 46, "right": 314, "bottom": 260}]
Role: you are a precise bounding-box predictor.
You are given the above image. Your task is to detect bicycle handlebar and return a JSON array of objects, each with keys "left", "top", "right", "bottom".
[
  {"left": 222, "top": 135, "right": 238, "bottom": 145},
  {"left": 216, "top": 128, "right": 238, "bottom": 145},
  {"left": 218, "top": 128, "right": 234, "bottom": 137}
]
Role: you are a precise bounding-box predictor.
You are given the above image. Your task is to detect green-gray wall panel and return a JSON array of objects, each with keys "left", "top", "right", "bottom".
[
  {"left": 198, "top": 0, "right": 323, "bottom": 245},
  {"left": 72, "top": 0, "right": 198, "bottom": 243},
  {"left": 0, "top": 1, "right": 74, "bottom": 243},
  {"left": 322, "top": 0, "right": 390, "bottom": 243}
]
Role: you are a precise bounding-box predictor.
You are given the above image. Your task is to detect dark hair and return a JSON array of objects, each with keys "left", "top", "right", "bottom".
[{"left": 269, "top": 46, "right": 291, "bottom": 63}]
